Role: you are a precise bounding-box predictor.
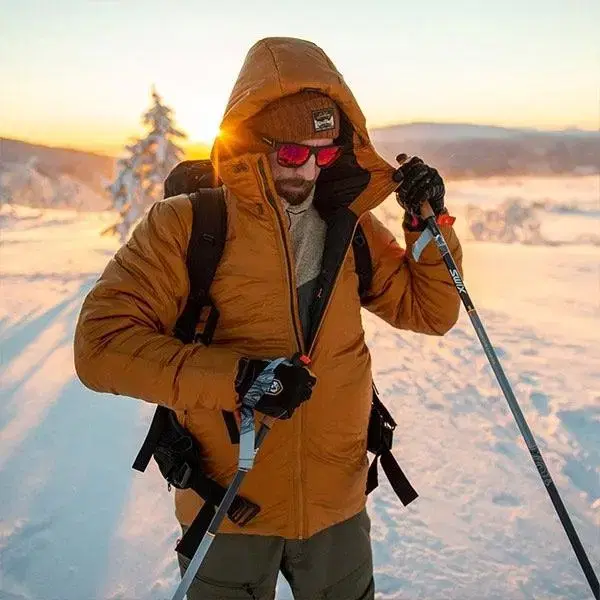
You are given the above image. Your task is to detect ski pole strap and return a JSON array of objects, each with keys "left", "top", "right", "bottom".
[
  {"left": 412, "top": 213, "right": 455, "bottom": 262},
  {"left": 412, "top": 228, "right": 434, "bottom": 262},
  {"left": 239, "top": 358, "right": 289, "bottom": 471},
  {"left": 367, "top": 448, "right": 418, "bottom": 507}
]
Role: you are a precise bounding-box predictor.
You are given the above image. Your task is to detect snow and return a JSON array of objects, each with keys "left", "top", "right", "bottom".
[
  {"left": 1, "top": 176, "right": 598, "bottom": 600},
  {"left": 451, "top": 176, "right": 600, "bottom": 246}
]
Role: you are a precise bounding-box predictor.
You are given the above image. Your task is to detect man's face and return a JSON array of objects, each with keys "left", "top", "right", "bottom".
[{"left": 268, "top": 138, "right": 331, "bottom": 206}]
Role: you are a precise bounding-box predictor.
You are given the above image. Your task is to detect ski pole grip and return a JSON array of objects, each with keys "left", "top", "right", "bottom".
[{"left": 393, "top": 154, "right": 434, "bottom": 221}]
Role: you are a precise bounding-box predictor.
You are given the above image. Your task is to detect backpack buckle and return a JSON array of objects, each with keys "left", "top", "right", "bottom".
[
  {"left": 367, "top": 398, "right": 396, "bottom": 455},
  {"left": 193, "top": 305, "right": 220, "bottom": 345},
  {"left": 353, "top": 230, "right": 366, "bottom": 247},
  {"left": 227, "top": 495, "right": 261, "bottom": 527},
  {"left": 381, "top": 419, "right": 395, "bottom": 452},
  {"left": 169, "top": 461, "right": 192, "bottom": 489}
]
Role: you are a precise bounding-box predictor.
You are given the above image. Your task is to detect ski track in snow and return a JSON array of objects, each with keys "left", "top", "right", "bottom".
[{"left": 0, "top": 178, "right": 599, "bottom": 600}]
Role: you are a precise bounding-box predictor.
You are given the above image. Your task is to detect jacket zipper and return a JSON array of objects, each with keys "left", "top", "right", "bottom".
[
  {"left": 257, "top": 160, "right": 304, "bottom": 353},
  {"left": 307, "top": 222, "right": 359, "bottom": 356},
  {"left": 256, "top": 158, "right": 305, "bottom": 538}
]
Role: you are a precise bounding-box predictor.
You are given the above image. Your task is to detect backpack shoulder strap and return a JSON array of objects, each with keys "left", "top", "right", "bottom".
[
  {"left": 133, "top": 187, "right": 228, "bottom": 470},
  {"left": 352, "top": 223, "right": 372, "bottom": 299},
  {"left": 173, "top": 187, "right": 227, "bottom": 345},
  {"left": 175, "top": 186, "right": 240, "bottom": 444}
]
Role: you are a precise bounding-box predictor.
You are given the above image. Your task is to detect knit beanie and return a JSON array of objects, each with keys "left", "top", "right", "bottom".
[{"left": 249, "top": 91, "right": 340, "bottom": 142}]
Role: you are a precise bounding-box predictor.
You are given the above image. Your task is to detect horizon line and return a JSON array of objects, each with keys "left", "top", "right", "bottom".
[{"left": 2, "top": 120, "right": 599, "bottom": 159}]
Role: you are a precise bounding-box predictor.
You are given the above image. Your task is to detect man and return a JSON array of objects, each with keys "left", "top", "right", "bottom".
[{"left": 74, "top": 37, "right": 462, "bottom": 599}]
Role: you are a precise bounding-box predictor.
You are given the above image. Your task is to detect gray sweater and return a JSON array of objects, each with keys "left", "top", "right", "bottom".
[{"left": 280, "top": 189, "right": 327, "bottom": 344}]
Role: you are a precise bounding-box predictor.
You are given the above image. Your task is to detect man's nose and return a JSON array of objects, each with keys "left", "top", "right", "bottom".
[{"left": 294, "top": 154, "right": 318, "bottom": 178}]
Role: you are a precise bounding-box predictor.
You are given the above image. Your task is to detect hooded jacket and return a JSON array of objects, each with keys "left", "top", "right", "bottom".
[{"left": 74, "top": 37, "right": 463, "bottom": 539}]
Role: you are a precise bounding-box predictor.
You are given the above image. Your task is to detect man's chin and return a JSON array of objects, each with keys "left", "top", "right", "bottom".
[{"left": 277, "top": 184, "right": 314, "bottom": 206}]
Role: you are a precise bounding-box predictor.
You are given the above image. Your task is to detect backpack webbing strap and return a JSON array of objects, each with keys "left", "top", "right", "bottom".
[
  {"left": 367, "top": 449, "right": 418, "bottom": 507},
  {"left": 175, "top": 503, "right": 215, "bottom": 560},
  {"left": 175, "top": 474, "right": 260, "bottom": 560},
  {"left": 133, "top": 406, "right": 259, "bottom": 559},
  {"left": 187, "top": 469, "right": 259, "bottom": 527},
  {"left": 352, "top": 224, "right": 372, "bottom": 299},
  {"left": 366, "top": 387, "right": 418, "bottom": 507},
  {"left": 173, "top": 187, "right": 227, "bottom": 345},
  {"left": 175, "top": 496, "right": 260, "bottom": 560},
  {"left": 132, "top": 405, "right": 169, "bottom": 472},
  {"left": 222, "top": 411, "right": 240, "bottom": 444}
]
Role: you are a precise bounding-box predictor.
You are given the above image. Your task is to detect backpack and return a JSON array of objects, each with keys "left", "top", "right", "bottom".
[{"left": 133, "top": 159, "right": 417, "bottom": 560}]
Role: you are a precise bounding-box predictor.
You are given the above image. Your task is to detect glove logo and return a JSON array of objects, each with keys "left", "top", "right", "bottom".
[{"left": 266, "top": 379, "right": 283, "bottom": 396}]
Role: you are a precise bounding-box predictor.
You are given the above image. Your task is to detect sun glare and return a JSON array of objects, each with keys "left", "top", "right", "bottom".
[{"left": 181, "top": 111, "right": 222, "bottom": 145}]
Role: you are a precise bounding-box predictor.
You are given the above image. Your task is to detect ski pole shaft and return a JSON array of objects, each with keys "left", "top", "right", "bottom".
[
  {"left": 171, "top": 418, "right": 275, "bottom": 600},
  {"left": 420, "top": 201, "right": 599, "bottom": 599}
]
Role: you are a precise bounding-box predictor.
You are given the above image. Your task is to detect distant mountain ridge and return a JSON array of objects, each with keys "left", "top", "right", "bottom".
[
  {"left": 370, "top": 122, "right": 600, "bottom": 141},
  {"left": 2, "top": 122, "right": 599, "bottom": 191},
  {"left": 369, "top": 123, "right": 599, "bottom": 178},
  {"left": 0, "top": 138, "right": 115, "bottom": 194}
]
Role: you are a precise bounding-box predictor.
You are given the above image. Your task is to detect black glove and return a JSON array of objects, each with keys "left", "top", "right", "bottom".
[
  {"left": 394, "top": 156, "right": 446, "bottom": 230},
  {"left": 235, "top": 357, "right": 316, "bottom": 420}
]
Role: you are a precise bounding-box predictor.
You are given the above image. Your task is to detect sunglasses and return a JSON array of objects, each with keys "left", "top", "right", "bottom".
[{"left": 262, "top": 137, "right": 344, "bottom": 169}]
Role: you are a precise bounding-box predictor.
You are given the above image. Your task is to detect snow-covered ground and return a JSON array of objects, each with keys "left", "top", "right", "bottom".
[{"left": 1, "top": 176, "right": 598, "bottom": 600}]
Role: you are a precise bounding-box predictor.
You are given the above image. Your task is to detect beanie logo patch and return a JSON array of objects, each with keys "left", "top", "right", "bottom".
[{"left": 312, "top": 108, "right": 335, "bottom": 132}]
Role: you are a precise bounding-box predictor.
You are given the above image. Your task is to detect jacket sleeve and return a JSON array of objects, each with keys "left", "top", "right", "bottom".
[
  {"left": 73, "top": 196, "right": 241, "bottom": 412},
  {"left": 360, "top": 211, "right": 463, "bottom": 335}
]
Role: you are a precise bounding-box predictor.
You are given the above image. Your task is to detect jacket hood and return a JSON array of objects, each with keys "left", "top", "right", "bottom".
[
  {"left": 211, "top": 37, "right": 399, "bottom": 216},
  {"left": 217, "top": 37, "right": 370, "bottom": 147}
]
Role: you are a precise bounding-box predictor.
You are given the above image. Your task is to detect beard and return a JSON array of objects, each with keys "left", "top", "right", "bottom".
[{"left": 274, "top": 177, "right": 315, "bottom": 206}]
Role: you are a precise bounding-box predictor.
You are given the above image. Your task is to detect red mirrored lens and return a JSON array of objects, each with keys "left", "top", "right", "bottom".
[
  {"left": 316, "top": 145, "right": 342, "bottom": 168},
  {"left": 277, "top": 144, "right": 311, "bottom": 167},
  {"left": 276, "top": 143, "right": 342, "bottom": 169}
]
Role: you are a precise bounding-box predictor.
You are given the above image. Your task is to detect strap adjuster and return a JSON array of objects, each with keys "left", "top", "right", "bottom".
[
  {"left": 169, "top": 462, "right": 192, "bottom": 489},
  {"left": 380, "top": 419, "right": 394, "bottom": 452},
  {"left": 228, "top": 496, "right": 261, "bottom": 527}
]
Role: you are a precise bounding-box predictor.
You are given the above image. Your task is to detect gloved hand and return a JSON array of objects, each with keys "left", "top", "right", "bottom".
[
  {"left": 235, "top": 356, "right": 316, "bottom": 420},
  {"left": 394, "top": 155, "right": 446, "bottom": 230}
]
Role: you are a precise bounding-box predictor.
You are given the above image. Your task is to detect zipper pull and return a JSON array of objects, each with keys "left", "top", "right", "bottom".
[{"left": 291, "top": 352, "right": 312, "bottom": 367}]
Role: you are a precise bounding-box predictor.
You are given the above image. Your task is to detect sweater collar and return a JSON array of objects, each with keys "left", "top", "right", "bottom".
[{"left": 279, "top": 186, "right": 316, "bottom": 215}]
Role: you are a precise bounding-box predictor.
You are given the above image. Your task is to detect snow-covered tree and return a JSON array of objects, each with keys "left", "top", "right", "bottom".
[
  {"left": 51, "top": 175, "right": 80, "bottom": 209},
  {"left": 0, "top": 157, "right": 54, "bottom": 208},
  {"left": 104, "top": 88, "right": 186, "bottom": 241},
  {"left": 466, "top": 198, "right": 544, "bottom": 244}
]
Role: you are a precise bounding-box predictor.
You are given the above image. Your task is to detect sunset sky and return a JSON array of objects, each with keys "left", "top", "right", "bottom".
[{"left": 1, "top": 0, "right": 598, "bottom": 156}]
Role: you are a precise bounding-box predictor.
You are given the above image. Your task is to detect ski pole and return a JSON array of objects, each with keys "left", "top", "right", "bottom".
[
  {"left": 171, "top": 356, "right": 304, "bottom": 600},
  {"left": 171, "top": 418, "right": 274, "bottom": 600},
  {"left": 412, "top": 194, "right": 599, "bottom": 599}
]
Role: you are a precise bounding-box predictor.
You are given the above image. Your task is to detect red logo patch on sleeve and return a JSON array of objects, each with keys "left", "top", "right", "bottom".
[{"left": 436, "top": 213, "right": 456, "bottom": 226}]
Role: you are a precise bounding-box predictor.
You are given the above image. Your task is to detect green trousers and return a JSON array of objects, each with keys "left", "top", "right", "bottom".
[{"left": 177, "top": 509, "right": 374, "bottom": 600}]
